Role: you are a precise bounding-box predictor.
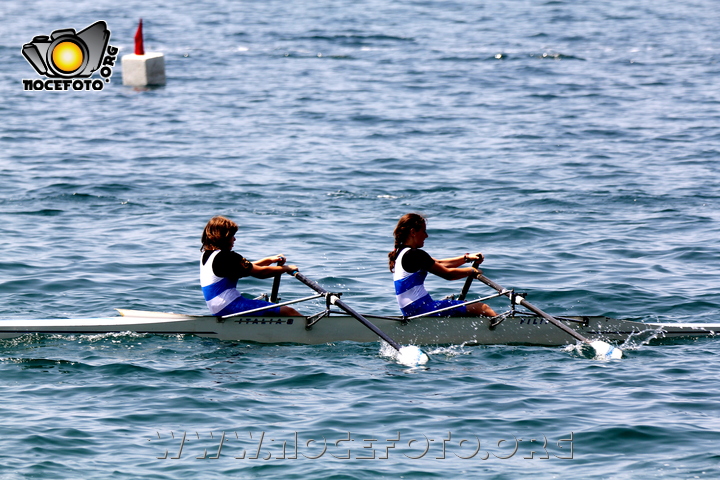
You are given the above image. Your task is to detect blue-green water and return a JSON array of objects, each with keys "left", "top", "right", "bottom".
[{"left": 1, "top": 0, "right": 719, "bottom": 478}]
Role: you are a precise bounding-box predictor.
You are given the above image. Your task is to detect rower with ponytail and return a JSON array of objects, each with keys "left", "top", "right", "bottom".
[
  {"left": 388, "top": 213, "right": 427, "bottom": 272},
  {"left": 389, "top": 213, "right": 497, "bottom": 318}
]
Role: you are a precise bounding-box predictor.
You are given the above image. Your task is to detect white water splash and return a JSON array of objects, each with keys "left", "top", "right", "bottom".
[
  {"left": 379, "top": 342, "right": 429, "bottom": 366},
  {"left": 589, "top": 340, "right": 623, "bottom": 359},
  {"left": 564, "top": 341, "right": 623, "bottom": 360}
]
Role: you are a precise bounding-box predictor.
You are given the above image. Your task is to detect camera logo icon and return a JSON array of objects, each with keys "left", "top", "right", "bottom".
[
  {"left": 21, "top": 21, "right": 118, "bottom": 91},
  {"left": 22, "top": 21, "right": 110, "bottom": 78}
]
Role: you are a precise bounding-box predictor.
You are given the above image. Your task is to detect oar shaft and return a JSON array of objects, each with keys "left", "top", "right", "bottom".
[
  {"left": 271, "top": 256, "right": 286, "bottom": 304},
  {"left": 270, "top": 274, "right": 281, "bottom": 303},
  {"left": 292, "top": 272, "right": 403, "bottom": 351},
  {"left": 476, "top": 275, "right": 590, "bottom": 344},
  {"left": 458, "top": 259, "right": 482, "bottom": 301}
]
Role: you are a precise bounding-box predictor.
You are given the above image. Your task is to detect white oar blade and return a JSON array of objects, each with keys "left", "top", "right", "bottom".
[
  {"left": 590, "top": 341, "right": 623, "bottom": 360},
  {"left": 397, "top": 345, "right": 429, "bottom": 366}
]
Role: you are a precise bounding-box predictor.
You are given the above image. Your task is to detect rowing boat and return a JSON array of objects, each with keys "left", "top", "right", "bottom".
[
  {"left": 1, "top": 272, "right": 717, "bottom": 350},
  {"left": 0, "top": 308, "right": 717, "bottom": 346}
]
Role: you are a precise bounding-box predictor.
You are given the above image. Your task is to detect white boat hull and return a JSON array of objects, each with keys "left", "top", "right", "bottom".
[{"left": 0, "top": 309, "right": 717, "bottom": 346}]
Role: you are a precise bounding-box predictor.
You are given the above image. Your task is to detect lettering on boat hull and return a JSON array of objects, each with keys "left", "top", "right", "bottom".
[
  {"left": 234, "top": 318, "right": 294, "bottom": 325},
  {"left": 518, "top": 317, "right": 549, "bottom": 325}
]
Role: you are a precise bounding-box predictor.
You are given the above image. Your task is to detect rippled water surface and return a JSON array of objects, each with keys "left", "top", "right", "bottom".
[{"left": 1, "top": 0, "right": 719, "bottom": 478}]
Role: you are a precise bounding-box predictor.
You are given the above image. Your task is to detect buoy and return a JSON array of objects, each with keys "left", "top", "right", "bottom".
[{"left": 121, "top": 19, "right": 166, "bottom": 87}]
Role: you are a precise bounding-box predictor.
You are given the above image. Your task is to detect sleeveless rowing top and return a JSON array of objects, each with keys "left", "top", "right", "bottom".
[
  {"left": 393, "top": 247, "right": 432, "bottom": 311},
  {"left": 200, "top": 250, "right": 242, "bottom": 315}
]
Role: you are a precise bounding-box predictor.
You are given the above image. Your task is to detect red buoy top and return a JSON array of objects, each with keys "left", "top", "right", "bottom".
[{"left": 134, "top": 19, "right": 145, "bottom": 56}]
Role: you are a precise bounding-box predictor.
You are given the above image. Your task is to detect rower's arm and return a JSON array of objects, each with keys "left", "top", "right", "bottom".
[
  {"left": 435, "top": 252, "right": 484, "bottom": 269},
  {"left": 253, "top": 255, "right": 286, "bottom": 266},
  {"left": 250, "top": 264, "right": 298, "bottom": 279},
  {"left": 429, "top": 261, "right": 478, "bottom": 281},
  {"left": 435, "top": 255, "right": 467, "bottom": 268}
]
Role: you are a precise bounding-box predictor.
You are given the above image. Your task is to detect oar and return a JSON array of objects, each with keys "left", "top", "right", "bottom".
[
  {"left": 270, "top": 256, "right": 286, "bottom": 303},
  {"left": 292, "top": 271, "right": 428, "bottom": 365},
  {"left": 270, "top": 274, "right": 281, "bottom": 303},
  {"left": 476, "top": 275, "right": 622, "bottom": 359},
  {"left": 458, "top": 258, "right": 482, "bottom": 301}
]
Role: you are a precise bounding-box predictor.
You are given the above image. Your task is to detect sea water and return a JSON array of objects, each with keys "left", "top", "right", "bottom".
[{"left": 1, "top": 0, "right": 719, "bottom": 478}]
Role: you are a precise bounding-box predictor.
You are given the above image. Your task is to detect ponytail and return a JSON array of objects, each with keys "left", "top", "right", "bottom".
[{"left": 388, "top": 213, "right": 426, "bottom": 271}]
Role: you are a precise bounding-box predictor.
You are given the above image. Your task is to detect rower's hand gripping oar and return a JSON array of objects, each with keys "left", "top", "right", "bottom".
[
  {"left": 291, "top": 271, "right": 429, "bottom": 366},
  {"left": 476, "top": 275, "right": 623, "bottom": 359}
]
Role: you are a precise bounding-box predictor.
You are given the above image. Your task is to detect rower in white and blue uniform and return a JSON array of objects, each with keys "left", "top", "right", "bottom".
[
  {"left": 200, "top": 216, "right": 301, "bottom": 317},
  {"left": 389, "top": 213, "right": 497, "bottom": 318}
]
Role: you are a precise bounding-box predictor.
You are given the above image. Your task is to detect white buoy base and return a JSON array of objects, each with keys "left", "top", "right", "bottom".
[{"left": 122, "top": 53, "right": 166, "bottom": 86}]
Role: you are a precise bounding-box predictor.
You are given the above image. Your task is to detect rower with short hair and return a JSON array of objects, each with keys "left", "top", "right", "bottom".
[
  {"left": 388, "top": 213, "right": 497, "bottom": 318},
  {"left": 200, "top": 216, "right": 301, "bottom": 317}
]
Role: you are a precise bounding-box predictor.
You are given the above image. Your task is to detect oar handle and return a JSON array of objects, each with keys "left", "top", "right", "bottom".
[
  {"left": 292, "top": 271, "right": 403, "bottom": 352},
  {"left": 458, "top": 258, "right": 482, "bottom": 301},
  {"left": 476, "top": 274, "right": 590, "bottom": 345}
]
